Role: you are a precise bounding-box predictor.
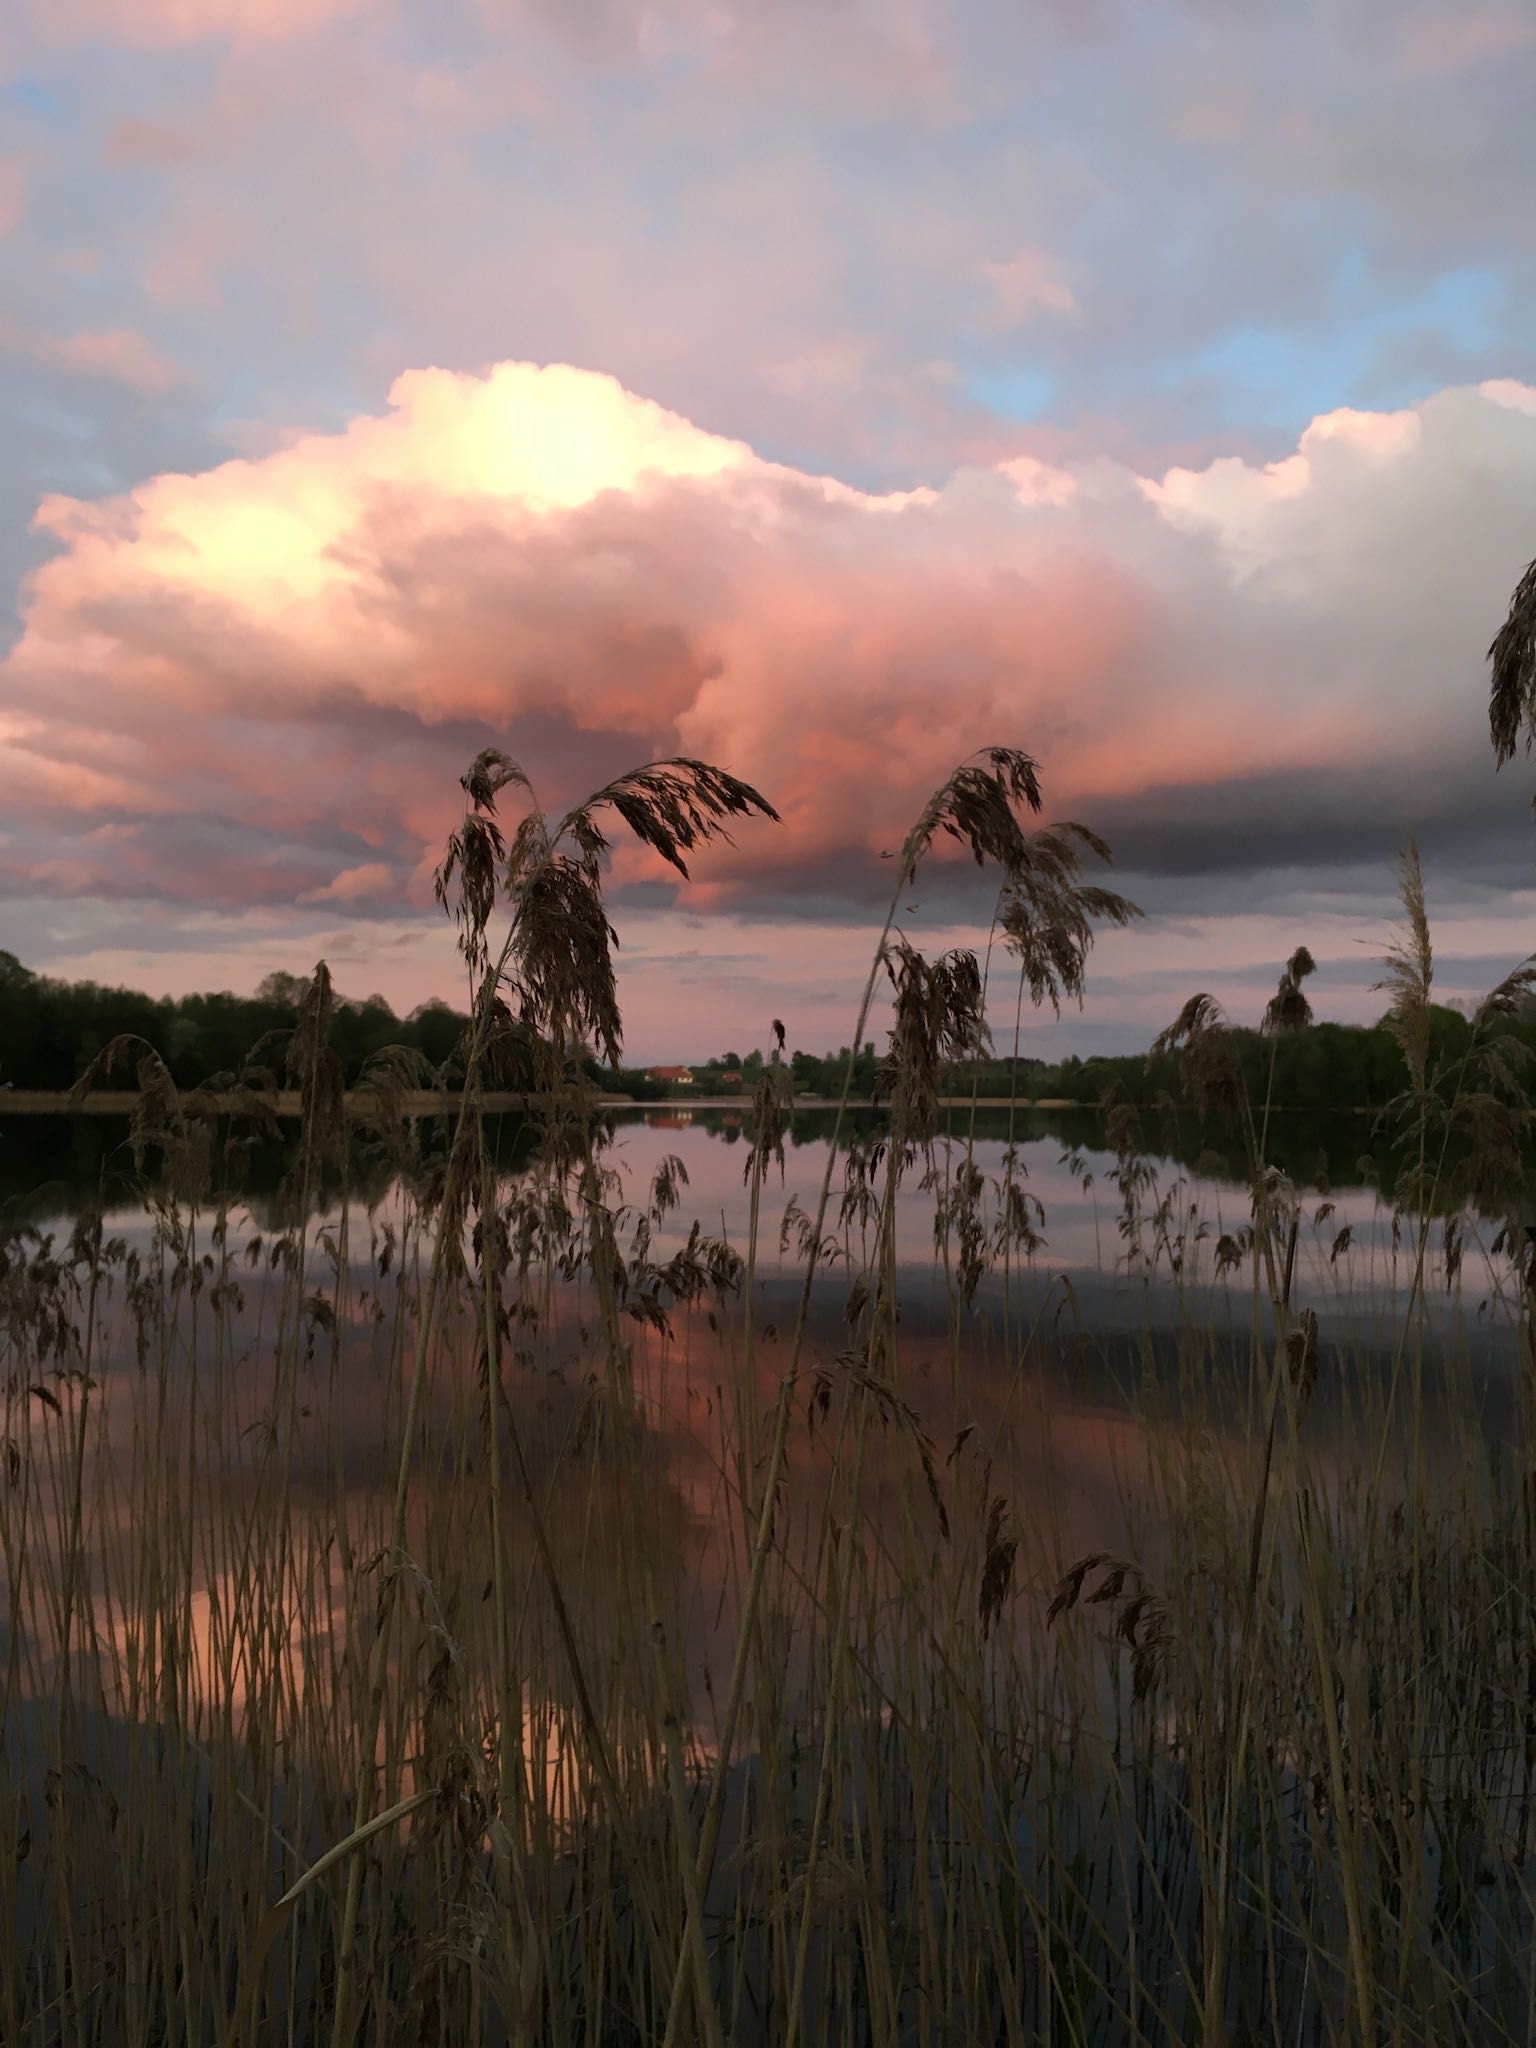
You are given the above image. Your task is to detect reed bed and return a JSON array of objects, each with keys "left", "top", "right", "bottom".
[{"left": 4, "top": 750, "right": 1536, "bottom": 2046}]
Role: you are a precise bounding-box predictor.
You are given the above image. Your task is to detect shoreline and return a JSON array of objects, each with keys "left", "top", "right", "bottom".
[
  {"left": 3, "top": 1089, "right": 1335, "bottom": 1117},
  {"left": 5, "top": 1088, "right": 1081, "bottom": 1116}
]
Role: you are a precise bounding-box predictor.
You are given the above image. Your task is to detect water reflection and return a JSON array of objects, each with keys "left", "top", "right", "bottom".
[
  {"left": 4, "top": 1104, "right": 1522, "bottom": 1703},
  {"left": 0, "top": 1097, "right": 1422, "bottom": 1216},
  {"left": 4, "top": 1102, "right": 1529, "bottom": 2042}
]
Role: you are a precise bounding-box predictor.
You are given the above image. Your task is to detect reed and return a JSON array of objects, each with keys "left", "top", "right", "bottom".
[{"left": 4, "top": 742, "right": 1536, "bottom": 2048}]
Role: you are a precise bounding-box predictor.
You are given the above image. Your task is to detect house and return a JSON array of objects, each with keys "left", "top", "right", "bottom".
[
  {"left": 644, "top": 1065, "right": 696, "bottom": 1087},
  {"left": 719, "top": 1069, "right": 743, "bottom": 1087}
]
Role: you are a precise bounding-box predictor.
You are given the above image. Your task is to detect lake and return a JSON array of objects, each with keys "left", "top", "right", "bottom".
[
  {"left": 3, "top": 1098, "right": 1520, "bottom": 1695},
  {"left": 3, "top": 1099, "right": 1532, "bottom": 2042}
]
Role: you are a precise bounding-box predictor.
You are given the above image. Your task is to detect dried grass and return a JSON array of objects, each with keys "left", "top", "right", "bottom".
[{"left": 5, "top": 740, "right": 1536, "bottom": 2047}]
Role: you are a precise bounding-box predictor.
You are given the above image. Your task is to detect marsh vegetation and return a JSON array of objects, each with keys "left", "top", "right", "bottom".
[{"left": 8, "top": 716, "right": 1536, "bottom": 2047}]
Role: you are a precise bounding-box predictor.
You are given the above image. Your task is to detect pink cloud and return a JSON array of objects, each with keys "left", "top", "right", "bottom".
[
  {"left": 0, "top": 157, "right": 25, "bottom": 239},
  {"left": 33, "top": 0, "right": 368, "bottom": 46},
  {"left": 0, "top": 715, "right": 170, "bottom": 814},
  {"left": 982, "top": 248, "right": 1080, "bottom": 326},
  {"left": 1398, "top": 6, "right": 1536, "bottom": 75},
  {"left": 471, "top": 0, "right": 959, "bottom": 117},
  {"left": 48, "top": 327, "right": 181, "bottom": 392},
  {"left": 106, "top": 117, "right": 201, "bottom": 168},
  {"left": 0, "top": 317, "right": 181, "bottom": 393},
  {"left": 300, "top": 861, "right": 398, "bottom": 905},
  {"left": 4, "top": 360, "right": 1534, "bottom": 930}
]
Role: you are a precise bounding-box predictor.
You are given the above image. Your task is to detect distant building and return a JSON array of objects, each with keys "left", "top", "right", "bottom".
[
  {"left": 719, "top": 1070, "right": 743, "bottom": 1087},
  {"left": 645, "top": 1065, "right": 696, "bottom": 1086}
]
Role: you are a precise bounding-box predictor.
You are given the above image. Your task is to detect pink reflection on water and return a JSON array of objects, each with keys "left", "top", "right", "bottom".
[{"left": 4, "top": 1112, "right": 1519, "bottom": 1778}]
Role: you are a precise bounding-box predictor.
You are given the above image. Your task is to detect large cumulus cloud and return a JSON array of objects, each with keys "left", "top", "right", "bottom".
[{"left": 4, "top": 361, "right": 1534, "bottom": 935}]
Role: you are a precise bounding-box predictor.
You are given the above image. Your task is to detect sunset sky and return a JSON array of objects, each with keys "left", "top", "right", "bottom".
[{"left": 4, "top": 0, "right": 1536, "bottom": 1060}]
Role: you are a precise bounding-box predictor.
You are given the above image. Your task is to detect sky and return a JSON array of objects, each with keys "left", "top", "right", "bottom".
[{"left": 4, "top": 0, "right": 1536, "bottom": 1062}]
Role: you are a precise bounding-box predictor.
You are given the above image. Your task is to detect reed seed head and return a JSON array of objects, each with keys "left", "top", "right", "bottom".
[
  {"left": 1264, "top": 944, "right": 1317, "bottom": 1036},
  {"left": 1488, "top": 554, "right": 1536, "bottom": 766}
]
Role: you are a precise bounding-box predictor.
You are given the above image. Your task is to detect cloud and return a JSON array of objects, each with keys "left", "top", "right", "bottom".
[
  {"left": 0, "top": 316, "right": 181, "bottom": 393},
  {"left": 105, "top": 117, "right": 200, "bottom": 168},
  {"left": 4, "top": 0, "right": 1536, "bottom": 1054},
  {"left": 32, "top": 0, "right": 368, "bottom": 46},
  {"left": 1397, "top": 5, "right": 1536, "bottom": 76},
  {"left": 8, "top": 0, "right": 1535, "bottom": 531},
  {"left": 2, "top": 362, "right": 1533, "bottom": 943},
  {"left": 983, "top": 249, "right": 1080, "bottom": 327},
  {"left": 299, "top": 861, "right": 399, "bottom": 905},
  {"left": 0, "top": 157, "right": 25, "bottom": 239},
  {"left": 41, "top": 327, "right": 180, "bottom": 393}
]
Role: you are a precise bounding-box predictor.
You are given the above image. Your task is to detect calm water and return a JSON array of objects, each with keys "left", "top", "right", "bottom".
[
  {"left": 3, "top": 1102, "right": 1522, "bottom": 1577},
  {"left": 2, "top": 1101, "right": 1527, "bottom": 2006},
  {"left": 5, "top": 1101, "right": 1519, "bottom": 1326}
]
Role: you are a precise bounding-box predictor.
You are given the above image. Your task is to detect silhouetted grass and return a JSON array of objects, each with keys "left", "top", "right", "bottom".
[{"left": 4, "top": 747, "right": 1536, "bottom": 2046}]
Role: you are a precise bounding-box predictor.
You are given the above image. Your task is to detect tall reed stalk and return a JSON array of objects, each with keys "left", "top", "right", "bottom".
[{"left": 7, "top": 738, "right": 1536, "bottom": 2046}]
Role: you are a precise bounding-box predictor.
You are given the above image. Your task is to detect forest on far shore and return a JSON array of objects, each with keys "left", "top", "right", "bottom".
[{"left": 0, "top": 949, "right": 1487, "bottom": 1112}]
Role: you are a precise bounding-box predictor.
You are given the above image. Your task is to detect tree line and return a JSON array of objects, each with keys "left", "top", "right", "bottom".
[
  {"left": 0, "top": 954, "right": 471, "bottom": 1093},
  {"left": 683, "top": 1013, "right": 1462, "bottom": 1111},
  {"left": 0, "top": 949, "right": 1481, "bottom": 1113},
  {"left": 1029, "top": 1010, "right": 1474, "bottom": 1113}
]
